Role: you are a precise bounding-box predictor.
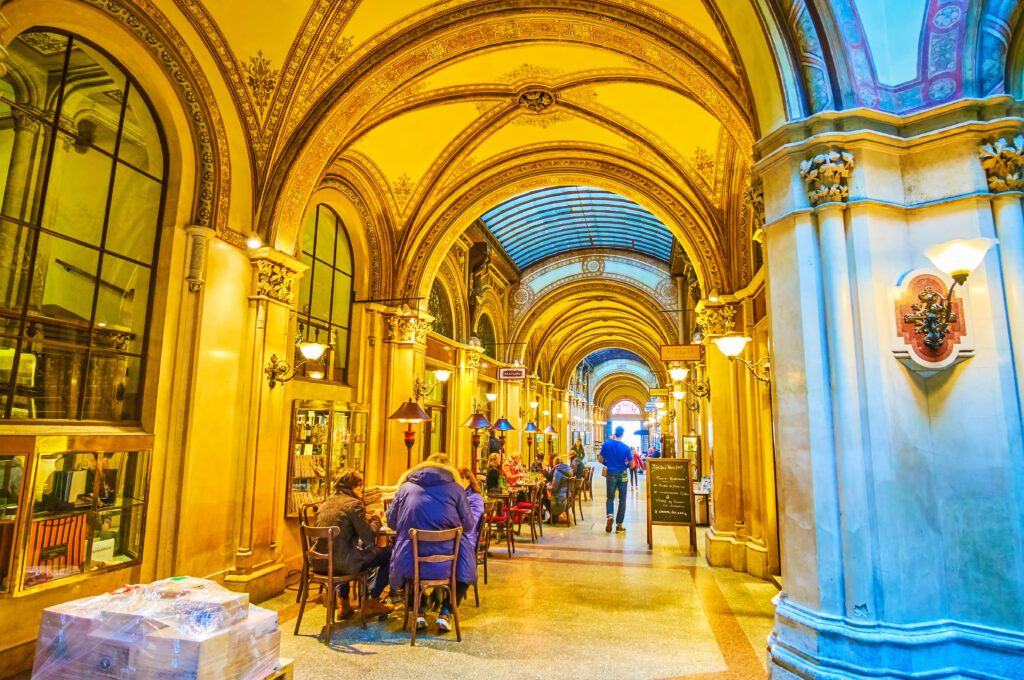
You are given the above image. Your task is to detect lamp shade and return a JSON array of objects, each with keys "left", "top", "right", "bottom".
[
  {"left": 925, "top": 237, "right": 998, "bottom": 280},
  {"left": 543, "top": 425, "right": 556, "bottom": 434},
  {"left": 298, "top": 342, "right": 328, "bottom": 360},
  {"left": 668, "top": 366, "right": 689, "bottom": 381},
  {"left": 493, "top": 418, "right": 515, "bottom": 431},
  {"left": 529, "top": 401, "right": 539, "bottom": 409},
  {"left": 434, "top": 369, "right": 451, "bottom": 382},
  {"left": 387, "top": 399, "right": 431, "bottom": 423},
  {"left": 462, "top": 412, "right": 491, "bottom": 429},
  {"left": 485, "top": 392, "right": 498, "bottom": 402},
  {"left": 672, "top": 390, "right": 686, "bottom": 400},
  {"left": 713, "top": 335, "right": 751, "bottom": 357},
  {"left": 524, "top": 421, "right": 539, "bottom": 432}
]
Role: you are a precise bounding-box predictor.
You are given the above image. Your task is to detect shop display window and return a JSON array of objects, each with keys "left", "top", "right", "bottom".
[{"left": 287, "top": 401, "right": 367, "bottom": 517}]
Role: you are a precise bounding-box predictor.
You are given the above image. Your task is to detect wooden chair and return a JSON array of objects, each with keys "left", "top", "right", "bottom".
[
  {"left": 403, "top": 527, "right": 463, "bottom": 646},
  {"left": 511, "top": 483, "right": 543, "bottom": 542},
  {"left": 574, "top": 477, "right": 586, "bottom": 521},
  {"left": 584, "top": 466, "right": 595, "bottom": 501},
  {"left": 295, "top": 502, "right": 322, "bottom": 602},
  {"left": 294, "top": 525, "right": 368, "bottom": 642},
  {"left": 472, "top": 501, "right": 497, "bottom": 606},
  {"left": 486, "top": 496, "right": 515, "bottom": 557}
]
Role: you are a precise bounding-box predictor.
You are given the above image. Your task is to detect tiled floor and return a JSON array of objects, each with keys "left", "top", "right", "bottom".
[{"left": 268, "top": 475, "right": 778, "bottom": 679}]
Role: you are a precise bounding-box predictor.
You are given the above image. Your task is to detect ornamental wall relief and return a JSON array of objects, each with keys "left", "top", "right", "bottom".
[{"left": 890, "top": 269, "right": 974, "bottom": 375}]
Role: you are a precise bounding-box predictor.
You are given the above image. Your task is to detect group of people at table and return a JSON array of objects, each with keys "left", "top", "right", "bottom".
[{"left": 309, "top": 439, "right": 592, "bottom": 637}]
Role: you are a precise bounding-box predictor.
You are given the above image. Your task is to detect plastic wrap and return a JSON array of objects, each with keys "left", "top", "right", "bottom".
[{"left": 32, "top": 576, "right": 280, "bottom": 680}]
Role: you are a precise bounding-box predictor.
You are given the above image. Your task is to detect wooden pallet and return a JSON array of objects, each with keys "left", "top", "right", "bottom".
[{"left": 266, "top": 658, "right": 294, "bottom": 680}]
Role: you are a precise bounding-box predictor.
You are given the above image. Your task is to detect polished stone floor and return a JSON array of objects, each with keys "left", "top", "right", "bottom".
[{"left": 268, "top": 473, "right": 778, "bottom": 680}]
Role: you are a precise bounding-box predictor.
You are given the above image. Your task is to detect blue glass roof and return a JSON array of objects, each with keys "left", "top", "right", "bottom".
[
  {"left": 585, "top": 349, "right": 645, "bottom": 367},
  {"left": 480, "top": 186, "right": 673, "bottom": 269}
]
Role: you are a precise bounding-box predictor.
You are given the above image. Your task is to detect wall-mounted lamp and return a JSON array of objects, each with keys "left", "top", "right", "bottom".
[
  {"left": 485, "top": 392, "right": 498, "bottom": 402},
  {"left": 543, "top": 410, "right": 550, "bottom": 416},
  {"left": 388, "top": 399, "right": 432, "bottom": 468},
  {"left": 529, "top": 400, "right": 539, "bottom": 409},
  {"left": 265, "top": 341, "right": 329, "bottom": 388},
  {"left": 556, "top": 413, "right": 563, "bottom": 419},
  {"left": 668, "top": 364, "right": 689, "bottom": 382},
  {"left": 905, "top": 237, "right": 998, "bottom": 350},
  {"left": 712, "top": 335, "right": 771, "bottom": 383},
  {"left": 246, "top": 234, "right": 262, "bottom": 249},
  {"left": 672, "top": 390, "right": 686, "bottom": 400},
  {"left": 413, "top": 369, "right": 451, "bottom": 400}
]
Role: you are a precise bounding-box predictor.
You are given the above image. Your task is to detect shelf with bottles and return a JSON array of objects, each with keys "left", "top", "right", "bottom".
[{"left": 287, "top": 401, "right": 369, "bottom": 518}]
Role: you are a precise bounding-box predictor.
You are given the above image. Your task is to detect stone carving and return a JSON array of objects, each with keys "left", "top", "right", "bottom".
[
  {"left": 385, "top": 315, "right": 430, "bottom": 344},
  {"left": 892, "top": 270, "right": 973, "bottom": 375},
  {"left": 469, "top": 249, "right": 494, "bottom": 327},
  {"left": 18, "top": 31, "right": 68, "bottom": 55},
  {"left": 518, "top": 89, "right": 555, "bottom": 113},
  {"left": 979, "top": 136, "right": 1024, "bottom": 193},
  {"left": 800, "top": 149, "right": 854, "bottom": 205},
  {"left": 466, "top": 350, "right": 482, "bottom": 370},
  {"left": 253, "top": 260, "right": 297, "bottom": 304},
  {"left": 242, "top": 50, "right": 279, "bottom": 117},
  {"left": 697, "top": 304, "right": 738, "bottom": 336},
  {"left": 184, "top": 225, "right": 215, "bottom": 293}
]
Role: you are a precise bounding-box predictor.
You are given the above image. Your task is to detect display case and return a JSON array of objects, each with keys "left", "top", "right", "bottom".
[
  {"left": 286, "top": 400, "right": 367, "bottom": 517},
  {"left": 0, "top": 433, "right": 152, "bottom": 596}
]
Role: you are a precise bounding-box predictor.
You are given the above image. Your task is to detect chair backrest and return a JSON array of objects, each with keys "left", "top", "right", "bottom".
[
  {"left": 476, "top": 503, "right": 494, "bottom": 550},
  {"left": 300, "top": 501, "right": 321, "bottom": 526},
  {"left": 409, "top": 527, "right": 463, "bottom": 582},
  {"left": 300, "top": 524, "right": 338, "bottom": 576}
]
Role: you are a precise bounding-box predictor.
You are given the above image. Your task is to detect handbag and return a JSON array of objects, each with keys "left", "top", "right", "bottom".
[{"left": 601, "top": 467, "right": 607, "bottom": 477}]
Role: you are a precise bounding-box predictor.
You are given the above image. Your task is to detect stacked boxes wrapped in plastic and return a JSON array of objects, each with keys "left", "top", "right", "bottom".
[{"left": 32, "top": 576, "right": 280, "bottom": 680}]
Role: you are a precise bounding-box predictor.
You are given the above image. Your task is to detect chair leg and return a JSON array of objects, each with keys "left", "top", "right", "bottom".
[
  {"left": 294, "top": 582, "right": 308, "bottom": 635},
  {"left": 474, "top": 581, "right": 479, "bottom": 607},
  {"left": 323, "top": 579, "right": 334, "bottom": 645},
  {"left": 410, "top": 586, "right": 420, "bottom": 647},
  {"left": 402, "top": 586, "right": 410, "bottom": 630},
  {"left": 483, "top": 553, "right": 489, "bottom": 584},
  {"left": 357, "top": 575, "right": 367, "bottom": 630},
  {"left": 451, "top": 586, "right": 462, "bottom": 642}
]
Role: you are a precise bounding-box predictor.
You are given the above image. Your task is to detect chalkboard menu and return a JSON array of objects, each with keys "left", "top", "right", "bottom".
[{"left": 646, "top": 459, "right": 697, "bottom": 550}]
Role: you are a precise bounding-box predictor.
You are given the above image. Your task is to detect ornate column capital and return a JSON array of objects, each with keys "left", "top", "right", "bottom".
[
  {"left": 383, "top": 313, "right": 431, "bottom": 345},
  {"left": 979, "top": 135, "right": 1024, "bottom": 193},
  {"left": 248, "top": 246, "right": 306, "bottom": 306},
  {"left": 696, "top": 302, "right": 740, "bottom": 337},
  {"left": 800, "top": 149, "right": 854, "bottom": 206},
  {"left": 465, "top": 347, "right": 483, "bottom": 369},
  {"left": 184, "top": 225, "right": 216, "bottom": 292}
]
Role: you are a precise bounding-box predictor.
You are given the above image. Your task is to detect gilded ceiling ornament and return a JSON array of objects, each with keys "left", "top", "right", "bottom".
[
  {"left": 385, "top": 315, "right": 430, "bottom": 344},
  {"left": 325, "top": 36, "right": 354, "bottom": 66},
  {"left": 243, "top": 50, "right": 279, "bottom": 118},
  {"left": 466, "top": 350, "right": 482, "bottom": 370},
  {"left": 692, "top": 146, "right": 716, "bottom": 183},
  {"left": 696, "top": 304, "right": 738, "bottom": 336},
  {"left": 18, "top": 32, "right": 67, "bottom": 55},
  {"left": 393, "top": 173, "right": 415, "bottom": 210},
  {"left": 799, "top": 149, "right": 854, "bottom": 205},
  {"left": 253, "top": 260, "right": 297, "bottom": 304},
  {"left": 518, "top": 89, "right": 556, "bottom": 113},
  {"left": 979, "top": 135, "right": 1024, "bottom": 193}
]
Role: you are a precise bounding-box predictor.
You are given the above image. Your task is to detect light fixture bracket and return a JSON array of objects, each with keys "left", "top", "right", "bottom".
[{"left": 730, "top": 355, "right": 772, "bottom": 383}]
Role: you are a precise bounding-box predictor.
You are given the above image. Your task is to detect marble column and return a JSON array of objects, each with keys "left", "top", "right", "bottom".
[
  {"left": 381, "top": 311, "right": 430, "bottom": 481},
  {"left": 990, "top": 191, "right": 1024, "bottom": 428}
]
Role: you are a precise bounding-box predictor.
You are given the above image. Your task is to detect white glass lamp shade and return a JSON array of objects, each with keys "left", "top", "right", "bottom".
[
  {"left": 557, "top": 413, "right": 563, "bottom": 418},
  {"left": 485, "top": 392, "right": 498, "bottom": 402},
  {"left": 543, "top": 410, "right": 550, "bottom": 416},
  {"left": 434, "top": 369, "right": 451, "bottom": 382},
  {"left": 713, "top": 335, "right": 751, "bottom": 358},
  {"left": 298, "top": 342, "right": 328, "bottom": 360},
  {"left": 529, "top": 400, "right": 539, "bottom": 409},
  {"left": 672, "top": 390, "right": 686, "bottom": 400},
  {"left": 925, "top": 238, "right": 998, "bottom": 281},
  {"left": 668, "top": 366, "right": 689, "bottom": 381},
  {"left": 246, "top": 235, "right": 262, "bottom": 249}
]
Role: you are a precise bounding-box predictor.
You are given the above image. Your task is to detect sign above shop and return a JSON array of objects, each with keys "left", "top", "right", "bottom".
[
  {"left": 645, "top": 401, "right": 659, "bottom": 411},
  {"left": 498, "top": 367, "right": 528, "bottom": 380},
  {"left": 649, "top": 388, "right": 668, "bottom": 397},
  {"left": 660, "top": 344, "right": 703, "bottom": 362}
]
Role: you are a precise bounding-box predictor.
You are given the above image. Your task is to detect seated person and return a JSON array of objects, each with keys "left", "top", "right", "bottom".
[
  {"left": 548, "top": 456, "right": 572, "bottom": 523},
  {"left": 485, "top": 453, "right": 503, "bottom": 491},
  {"left": 570, "top": 450, "right": 587, "bottom": 478},
  {"left": 501, "top": 452, "right": 526, "bottom": 485},
  {"left": 314, "top": 469, "right": 393, "bottom": 618},
  {"left": 388, "top": 453, "right": 475, "bottom": 633}
]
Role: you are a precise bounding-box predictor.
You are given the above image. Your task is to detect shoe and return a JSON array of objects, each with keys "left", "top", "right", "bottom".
[
  {"left": 335, "top": 599, "right": 354, "bottom": 621},
  {"left": 362, "top": 596, "right": 394, "bottom": 618},
  {"left": 606, "top": 516, "right": 613, "bottom": 533},
  {"left": 436, "top": 613, "right": 451, "bottom": 632},
  {"left": 416, "top": 615, "right": 427, "bottom": 630},
  {"left": 616, "top": 524, "right": 626, "bottom": 534}
]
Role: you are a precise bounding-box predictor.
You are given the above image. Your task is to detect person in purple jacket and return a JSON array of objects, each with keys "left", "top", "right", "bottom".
[{"left": 387, "top": 453, "right": 476, "bottom": 633}]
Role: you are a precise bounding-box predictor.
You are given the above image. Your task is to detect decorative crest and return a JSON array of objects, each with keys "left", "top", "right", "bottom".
[{"left": 518, "top": 89, "right": 555, "bottom": 113}]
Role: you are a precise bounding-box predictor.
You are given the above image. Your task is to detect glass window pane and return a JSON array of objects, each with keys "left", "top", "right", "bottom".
[
  {"left": 118, "top": 86, "right": 163, "bottom": 178},
  {"left": 93, "top": 253, "right": 150, "bottom": 354},
  {"left": 0, "top": 454, "right": 26, "bottom": 591},
  {"left": 315, "top": 210, "right": 335, "bottom": 264},
  {"left": 15, "top": 341, "right": 87, "bottom": 419},
  {"left": 39, "top": 136, "right": 113, "bottom": 246},
  {"left": 82, "top": 352, "right": 140, "bottom": 421},
  {"left": 94, "top": 503, "right": 144, "bottom": 568},
  {"left": 29, "top": 231, "right": 99, "bottom": 327},
  {"left": 310, "top": 261, "right": 331, "bottom": 323},
  {"left": 331, "top": 327, "right": 348, "bottom": 382},
  {"left": 0, "top": 336, "right": 19, "bottom": 418},
  {"left": 331, "top": 272, "right": 350, "bottom": 328},
  {"left": 6, "top": 32, "right": 69, "bottom": 127},
  {"left": 0, "top": 107, "right": 54, "bottom": 225},
  {"left": 297, "top": 253, "right": 313, "bottom": 317},
  {"left": 25, "top": 451, "right": 92, "bottom": 587},
  {"left": 335, "top": 222, "right": 352, "bottom": 275},
  {"left": 0, "top": 219, "right": 35, "bottom": 317},
  {"left": 105, "top": 163, "right": 160, "bottom": 263},
  {"left": 97, "top": 450, "right": 148, "bottom": 507},
  {"left": 57, "top": 40, "right": 126, "bottom": 156},
  {"left": 301, "top": 208, "right": 316, "bottom": 257}
]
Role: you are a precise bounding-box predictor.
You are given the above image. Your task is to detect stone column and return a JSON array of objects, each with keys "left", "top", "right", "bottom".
[
  {"left": 980, "top": 136, "right": 1024, "bottom": 427},
  {"left": 807, "top": 149, "right": 876, "bottom": 623},
  {"left": 224, "top": 248, "right": 306, "bottom": 600},
  {"left": 0, "top": 109, "right": 45, "bottom": 303},
  {"left": 381, "top": 311, "right": 430, "bottom": 480}
]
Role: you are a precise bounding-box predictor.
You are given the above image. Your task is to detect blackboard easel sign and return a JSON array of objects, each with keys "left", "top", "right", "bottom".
[{"left": 646, "top": 458, "right": 697, "bottom": 551}]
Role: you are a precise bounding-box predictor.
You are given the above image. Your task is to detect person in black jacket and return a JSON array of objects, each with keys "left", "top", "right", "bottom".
[
  {"left": 314, "top": 469, "right": 393, "bottom": 618},
  {"left": 485, "top": 453, "right": 502, "bottom": 491}
]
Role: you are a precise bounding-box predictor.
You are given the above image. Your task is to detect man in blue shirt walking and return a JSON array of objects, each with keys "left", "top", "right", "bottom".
[{"left": 598, "top": 425, "right": 632, "bottom": 533}]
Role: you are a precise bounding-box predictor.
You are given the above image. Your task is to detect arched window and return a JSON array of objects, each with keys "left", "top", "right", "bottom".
[
  {"left": 476, "top": 314, "right": 496, "bottom": 358},
  {"left": 296, "top": 204, "right": 353, "bottom": 382},
  {"left": 610, "top": 400, "right": 641, "bottom": 416},
  {"left": 0, "top": 30, "right": 166, "bottom": 421},
  {"left": 428, "top": 279, "right": 453, "bottom": 339}
]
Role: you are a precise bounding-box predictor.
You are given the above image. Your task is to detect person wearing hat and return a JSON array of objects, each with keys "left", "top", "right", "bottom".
[{"left": 314, "top": 469, "right": 394, "bottom": 619}]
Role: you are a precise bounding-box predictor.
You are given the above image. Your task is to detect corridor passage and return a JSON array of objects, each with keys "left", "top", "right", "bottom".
[{"left": 268, "top": 474, "right": 777, "bottom": 680}]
